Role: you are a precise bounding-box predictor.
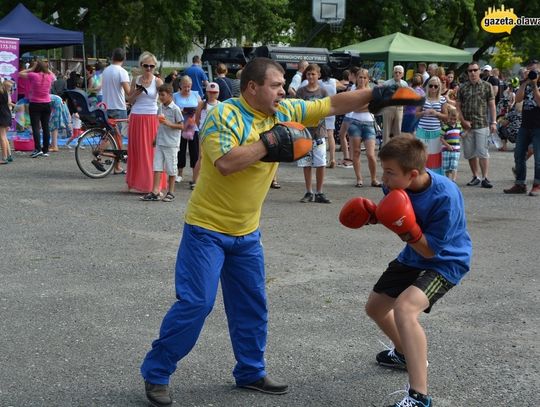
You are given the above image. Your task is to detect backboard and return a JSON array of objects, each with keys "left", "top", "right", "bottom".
[{"left": 312, "top": 0, "right": 346, "bottom": 24}]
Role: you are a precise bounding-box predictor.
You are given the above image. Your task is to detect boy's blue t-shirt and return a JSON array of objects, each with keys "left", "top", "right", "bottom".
[{"left": 394, "top": 169, "right": 472, "bottom": 284}]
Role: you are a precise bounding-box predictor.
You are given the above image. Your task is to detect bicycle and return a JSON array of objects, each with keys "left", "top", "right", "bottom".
[{"left": 65, "top": 90, "right": 129, "bottom": 178}]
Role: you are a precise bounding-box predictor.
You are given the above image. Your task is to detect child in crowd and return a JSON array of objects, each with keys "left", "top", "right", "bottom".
[
  {"left": 0, "top": 80, "right": 14, "bottom": 164},
  {"left": 64, "top": 112, "right": 82, "bottom": 148},
  {"left": 296, "top": 64, "right": 331, "bottom": 203},
  {"left": 140, "top": 84, "right": 183, "bottom": 202},
  {"left": 440, "top": 108, "right": 461, "bottom": 181},
  {"left": 342, "top": 136, "right": 471, "bottom": 407},
  {"left": 191, "top": 82, "right": 221, "bottom": 189}
]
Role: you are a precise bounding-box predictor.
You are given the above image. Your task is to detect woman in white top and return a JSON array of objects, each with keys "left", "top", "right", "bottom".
[
  {"left": 126, "top": 51, "right": 165, "bottom": 193},
  {"left": 173, "top": 75, "right": 202, "bottom": 184},
  {"left": 415, "top": 76, "right": 448, "bottom": 175}
]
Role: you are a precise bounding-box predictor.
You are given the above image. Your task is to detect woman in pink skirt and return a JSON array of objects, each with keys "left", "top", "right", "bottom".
[{"left": 126, "top": 51, "right": 166, "bottom": 193}]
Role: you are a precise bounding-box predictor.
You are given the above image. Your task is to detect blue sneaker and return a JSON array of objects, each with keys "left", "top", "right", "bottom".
[{"left": 387, "top": 388, "right": 432, "bottom": 407}]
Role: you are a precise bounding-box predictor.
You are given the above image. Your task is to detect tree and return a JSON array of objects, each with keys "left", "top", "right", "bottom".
[{"left": 491, "top": 38, "right": 522, "bottom": 73}]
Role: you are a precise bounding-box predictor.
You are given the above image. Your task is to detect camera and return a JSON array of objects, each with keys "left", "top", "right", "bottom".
[{"left": 528, "top": 70, "right": 538, "bottom": 80}]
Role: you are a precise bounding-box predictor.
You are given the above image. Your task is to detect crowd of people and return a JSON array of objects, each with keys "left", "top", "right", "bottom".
[{"left": 2, "top": 53, "right": 537, "bottom": 197}]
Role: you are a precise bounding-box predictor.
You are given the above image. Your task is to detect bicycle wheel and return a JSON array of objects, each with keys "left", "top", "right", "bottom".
[{"left": 75, "top": 128, "right": 119, "bottom": 178}]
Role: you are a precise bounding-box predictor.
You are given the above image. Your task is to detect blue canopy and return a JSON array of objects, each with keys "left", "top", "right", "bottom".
[{"left": 0, "top": 3, "right": 84, "bottom": 51}]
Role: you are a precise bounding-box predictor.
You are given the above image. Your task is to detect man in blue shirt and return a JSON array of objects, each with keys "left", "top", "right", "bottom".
[{"left": 184, "top": 55, "right": 208, "bottom": 98}]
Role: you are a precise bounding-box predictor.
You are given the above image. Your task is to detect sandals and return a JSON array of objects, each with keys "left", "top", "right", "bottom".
[
  {"left": 327, "top": 160, "right": 336, "bottom": 169},
  {"left": 355, "top": 182, "right": 363, "bottom": 188},
  {"left": 162, "top": 192, "right": 175, "bottom": 202},
  {"left": 113, "top": 168, "right": 127, "bottom": 175},
  {"left": 270, "top": 180, "right": 281, "bottom": 189},
  {"left": 140, "top": 192, "right": 160, "bottom": 201},
  {"left": 371, "top": 180, "right": 382, "bottom": 187}
]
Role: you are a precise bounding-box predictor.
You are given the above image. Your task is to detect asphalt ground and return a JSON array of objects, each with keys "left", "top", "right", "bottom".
[{"left": 0, "top": 145, "right": 538, "bottom": 407}]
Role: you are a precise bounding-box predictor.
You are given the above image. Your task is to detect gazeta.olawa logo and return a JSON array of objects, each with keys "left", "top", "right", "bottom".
[{"left": 481, "top": 5, "right": 540, "bottom": 34}]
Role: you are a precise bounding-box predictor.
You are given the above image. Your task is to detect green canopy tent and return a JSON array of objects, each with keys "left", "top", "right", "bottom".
[{"left": 334, "top": 32, "right": 472, "bottom": 78}]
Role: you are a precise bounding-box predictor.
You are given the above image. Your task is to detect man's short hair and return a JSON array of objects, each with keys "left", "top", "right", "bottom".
[
  {"left": 240, "top": 57, "right": 284, "bottom": 92},
  {"left": 158, "top": 83, "right": 173, "bottom": 95},
  {"left": 379, "top": 135, "right": 427, "bottom": 173},
  {"left": 192, "top": 55, "right": 201, "bottom": 64},
  {"left": 111, "top": 48, "right": 126, "bottom": 62},
  {"left": 418, "top": 62, "right": 427, "bottom": 67},
  {"left": 428, "top": 63, "right": 438, "bottom": 71},
  {"left": 393, "top": 65, "right": 404, "bottom": 73}
]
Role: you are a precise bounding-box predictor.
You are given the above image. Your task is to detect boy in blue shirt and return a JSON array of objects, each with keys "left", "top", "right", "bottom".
[{"left": 341, "top": 135, "right": 472, "bottom": 406}]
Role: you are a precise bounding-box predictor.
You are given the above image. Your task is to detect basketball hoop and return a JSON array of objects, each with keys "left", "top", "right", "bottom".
[{"left": 328, "top": 20, "right": 344, "bottom": 33}]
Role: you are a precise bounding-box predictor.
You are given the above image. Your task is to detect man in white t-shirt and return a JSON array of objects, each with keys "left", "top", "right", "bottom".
[{"left": 102, "top": 48, "right": 130, "bottom": 173}]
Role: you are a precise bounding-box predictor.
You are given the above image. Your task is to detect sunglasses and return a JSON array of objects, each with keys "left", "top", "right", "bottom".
[
  {"left": 468, "top": 69, "right": 479, "bottom": 73},
  {"left": 142, "top": 64, "right": 156, "bottom": 69},
  {"left": 428, "top": 84, "right": 439, "bottom": 88}
]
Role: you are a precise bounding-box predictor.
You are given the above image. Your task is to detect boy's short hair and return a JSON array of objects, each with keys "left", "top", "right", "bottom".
[
  {"left": 305, "top": 63, "right": 321, "bottom": 74},
  {"left": 379, "top": 135, "right": 427, "bottom": 173},
  {"left": 447, "top": 107, "right": 458, "bottom": 118},
  {"left": 158, "top": 83, "right": 174, "bottom": 94}
]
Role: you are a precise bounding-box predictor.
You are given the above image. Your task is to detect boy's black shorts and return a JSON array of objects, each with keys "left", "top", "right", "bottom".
[{"left": 373, "top": 259, "right": 455, "bottom": 313}]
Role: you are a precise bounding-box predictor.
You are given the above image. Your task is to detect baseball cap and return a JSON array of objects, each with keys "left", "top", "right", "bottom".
[
  {"left": 206, "top": 82, "right": 219, "bottom": 93},
  {"left": 482, "top": 65, "right": 492, "bottom": 71}
]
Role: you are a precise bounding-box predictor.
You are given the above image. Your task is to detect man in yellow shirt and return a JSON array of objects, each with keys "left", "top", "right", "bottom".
[{"left": 140, "top": 57, "right": 424, "bottom": 407}]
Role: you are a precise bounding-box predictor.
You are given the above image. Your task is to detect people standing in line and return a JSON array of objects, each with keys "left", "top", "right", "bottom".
[
  {"left": 287, "top": 60, "right": 308, "bottom": 97},
  {"left": 415, "top": 76, "right": 448, "bottom": 174},
  {"left": 440, "top": 108, "right": 462, "bottom": 181},
  {"left": 184, "top": 55, "right": 208, "bottom": 98},
  {"left": 456, "top": 61, "right": 497, "bottom": 188},
  {"left": 19, "top": 60, "right": 55, "bottom": 158},
  {"left": 504, "top": 59, "right": 540, "bottom": 196},
  {"left": 173, "top": 75, "right": 202, "bottom": 185},
  {"left": 381, "top": 65, "right": 408, "bottom": 145},
  {"left": 346, "top": 68, "right": 381, "bottom": 188},
  {"left": 101, "top": 47, "right": 130, "bottom": 174},
  {"left": 0, "top": 80, "right": 14, "bottom": 164},
  {"left": 139, "top": 56, "right": 425, "bottom": 407},
  {"left": 126, "top": 51, "right": 166, "bottom": 193},
  {"left": 296, "top": 64, "right": 331, "bottom": 203},
  {"left": 140, "top": 84, "right": 184, "bottom": 202},
  {"left": 214, "top": 63, "right": 234, "bottom": 101}
]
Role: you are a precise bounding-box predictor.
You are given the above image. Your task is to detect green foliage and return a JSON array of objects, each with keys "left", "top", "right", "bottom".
[
  {"left": 1, "top": 0, "right": 539, "bottom": 64},
  {"left": 491, "top": 38, "right": 521, "bottom": 71}
]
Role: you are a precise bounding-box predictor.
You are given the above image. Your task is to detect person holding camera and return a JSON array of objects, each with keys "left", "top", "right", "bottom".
[{"left": 504, "top": 59, "right": 540, "bottom": 196}]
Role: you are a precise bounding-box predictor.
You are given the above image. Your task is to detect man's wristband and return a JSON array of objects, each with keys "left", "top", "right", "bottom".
[{"left": 490, "top": 122, "right": 497, "bottom": 125}]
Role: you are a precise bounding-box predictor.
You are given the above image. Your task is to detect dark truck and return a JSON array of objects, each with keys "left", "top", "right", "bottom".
[{"left": 202, "top": 45, "right": 361, "bottom": 89}]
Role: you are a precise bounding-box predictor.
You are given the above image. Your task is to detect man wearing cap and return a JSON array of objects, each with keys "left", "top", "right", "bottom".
[
  {"left": 381, "top": 65, "right": 408, "bottom": 144},
  {"left": 482, "top": 65, "right": 501, "bottom": 105}
]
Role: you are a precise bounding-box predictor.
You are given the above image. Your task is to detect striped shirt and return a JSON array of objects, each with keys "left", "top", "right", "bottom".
[
  {"left": 441, "top": 123, "right": 462, "bottom": 151},
  {"left": 418, "top": 97, "right": 447, "bottom": 131},
  {"left": 457, "top": 80, "right": 493, "bottom": 129}
]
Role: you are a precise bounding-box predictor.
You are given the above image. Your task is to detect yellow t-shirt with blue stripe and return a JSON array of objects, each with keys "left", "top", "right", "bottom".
[{"left": 185, "top": 95, "right": 331, "bottom": 236}]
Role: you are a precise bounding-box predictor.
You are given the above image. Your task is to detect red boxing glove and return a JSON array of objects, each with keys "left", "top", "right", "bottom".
[
  {"left": 339, "top": 197, "right": 378, "bottom": 229},
  {"left": 375, "top": 189, "right": 423, "bottom": 243}
]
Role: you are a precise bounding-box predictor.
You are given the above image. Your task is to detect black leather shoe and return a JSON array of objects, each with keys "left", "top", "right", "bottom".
[
  {"left": 145, "top": 381, "right": 172, "bottom": 407},
  {"left": 239, "top": 376, "right": 289, "bottom": 395}
]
